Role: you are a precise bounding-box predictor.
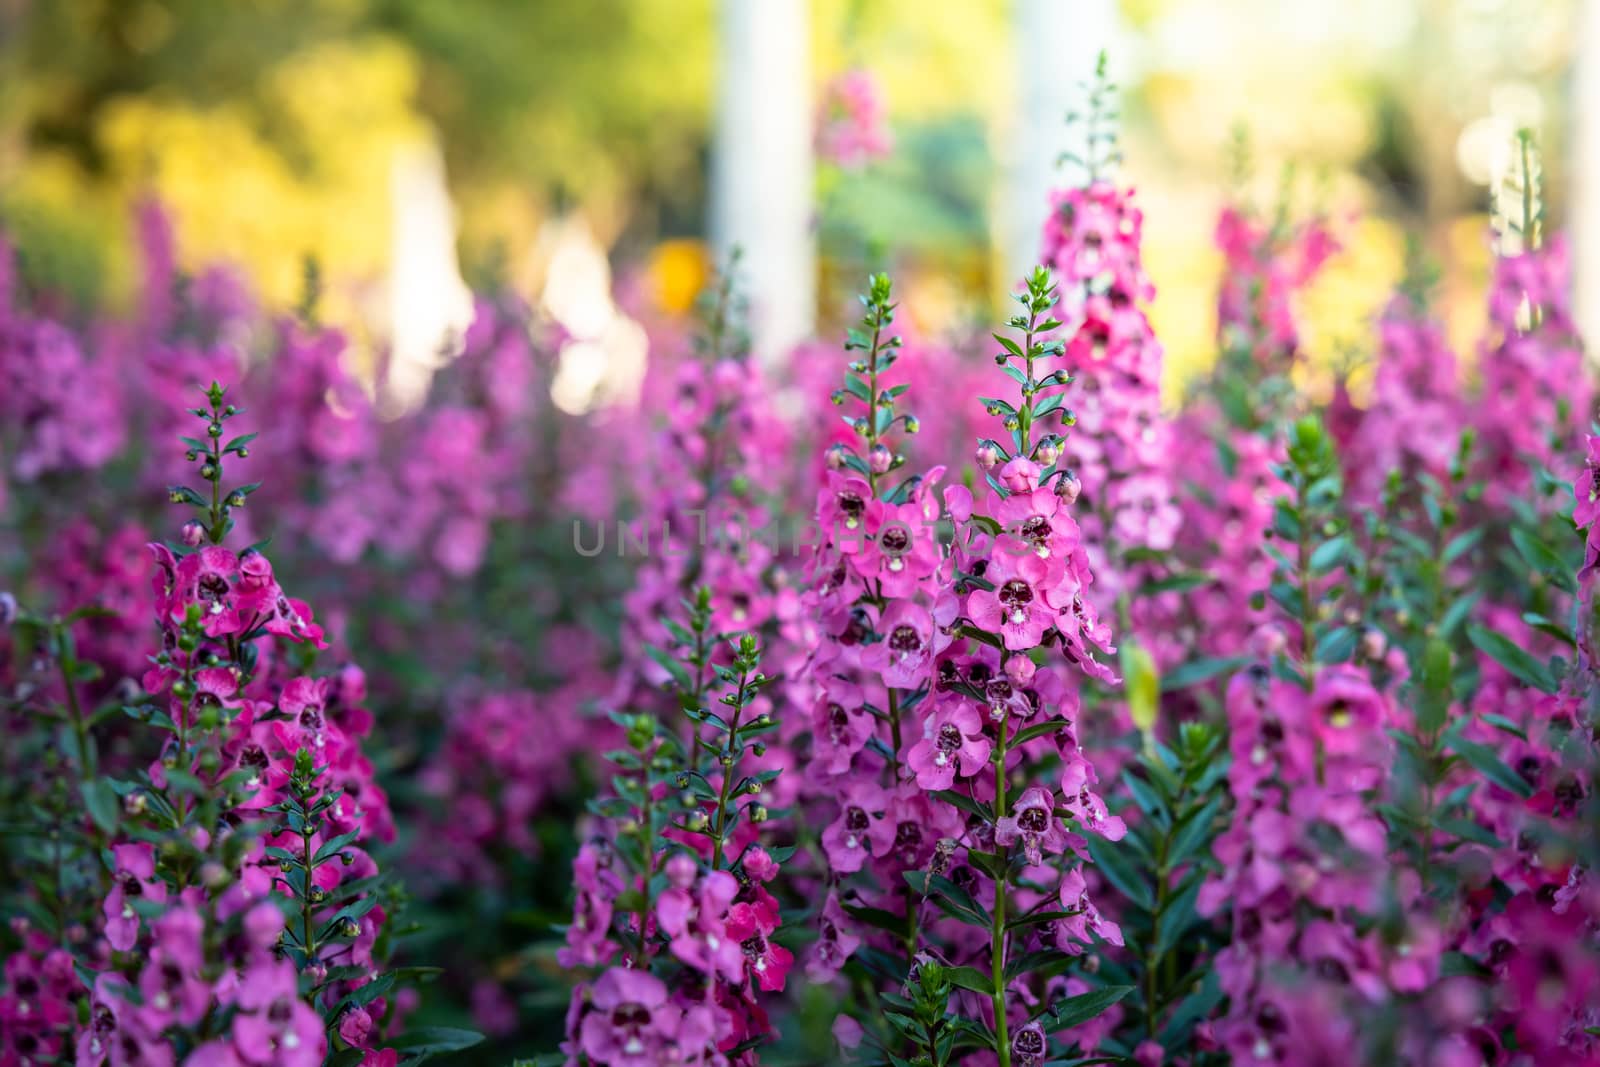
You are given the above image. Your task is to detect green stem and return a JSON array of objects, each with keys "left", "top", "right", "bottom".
[
  {"left": 709, "top": 663, "right": 752, "bottom": 871},
  {"left": 864, "top": 311, "right": 885, "bottom": 496},
  {"left": 55, "top": 629, "right": 94, "bottom": 784},
  {"left": 991, "top": 712, "right": 1011, "bottom": 1067},
  {"left": 637, "top": 759, "right": 657, "bottom": 965},
  {"left": 300, "top": 802, "right": 317, "bottom": 965},
  {"left": 887, "top": 687, "right": 902, "bottom": 780}
]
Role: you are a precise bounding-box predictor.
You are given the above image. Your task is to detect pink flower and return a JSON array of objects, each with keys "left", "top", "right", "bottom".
[
  {"left": 995, "top": 786, "right": 1069, "bottom": 865},
  {"left": 821, "top": 783, "right": 886, "bottom": 874},
  {"left": 726, "top": 894, "right": 793, "bottom": 992},
  {"left": 863, "top": 602, "right": 938, "bottom": 689},
  {"left": 103, "top": 845, "right": 164, "bottom": 952},
  {"left": 818, "top": 472, "right": 879, "bottom": 552},
  {"left": 338, "top": 1007, "right": 375, "bottom": 1049},
  {"left": 1308, "top": 665, "right": 1386, "bottom": 757},
  {"left": 811, "top": 682, "right": 874, "bottom": 776},
  {"left": 906, "top": 703, "right": 991, "bottom": 790},
  {"left": 1055, "top": 867, "right": 1123, "bottom": 952},
  {"left": 807, "top": 892, "right": 861, "bottom": 981},
  {"left": 577, "top": 969, "right": 681, "bottom": 1067},
  {"left": 232, "top": 959, "right": 325, "bottom": 1067},
  {"left": 655, "top": 871, "right": 743, "bottom": 982},
  {"left": 967, "top": 552, "right": 1060, "bottom": 650},
  {"left": 1000, "top": 457, "right": 1042, "bottom": 494}
]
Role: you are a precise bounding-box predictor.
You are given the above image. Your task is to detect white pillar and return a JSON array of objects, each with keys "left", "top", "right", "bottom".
[
  {"left": 1573, "top": 0, "right": 1600, "bottom": 350},
  {"left": 999, "top": 0, "right": 1117, "bottom": 289},
  {"left": 387, "top": 137, "right": 475, "bottom": 410},
  {"left": 711, "top": 0, "right": 815, "bottom": 366}
]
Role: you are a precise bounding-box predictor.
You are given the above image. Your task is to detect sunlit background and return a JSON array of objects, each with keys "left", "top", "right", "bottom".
[{"left": 0, "top": 0, "right": 1586, "bottom": 408}]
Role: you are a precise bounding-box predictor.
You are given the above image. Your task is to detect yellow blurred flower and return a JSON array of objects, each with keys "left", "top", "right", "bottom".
[{"left": 649, "top": 239, "right": 710, "bottom": 315}]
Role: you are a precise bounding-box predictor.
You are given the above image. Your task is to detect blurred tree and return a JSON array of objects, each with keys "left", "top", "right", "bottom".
[{"left": 0, "top": 0, "right": 714, "bottom": 305}]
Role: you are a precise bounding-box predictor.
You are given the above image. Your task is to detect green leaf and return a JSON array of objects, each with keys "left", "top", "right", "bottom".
[
  {"left": 1521, "top": 612, "right": 1576, "bottom": 648},
  {"left": 931, "top": 790, "right": 994, "bottom": 822},
  {"left": 945, "top": 966, "right": 995, "bottom": 994},
  {"left": 1435, "top": 817, "right": 1502, "bottom": 848},
  {"left": 1160, "top": 656, "right": 1249, "bottom": 693},
  {"left": 645, "top": 645, "right": 692, "bottom": 690},
  {"left": 1046, "top": 985, "right": 1135, "bottom": 1032},
  {"left": 1136, "top": 571, "right": 1215, "bottom": 596},
  {"left": 1007, "top": 719, "right": 1072, "bottom": 749},
  {"left": 222, "top": 432, "right": 259, "bottom": 456},
  {"left": 1439, "top": 951, "right": 1491, "bottom": 978},
  {"left": 1447, "top": 733, "right": 1534, "bottom": 799},
  {"left": 389, "top": 1026, "right": 484, "bottom": 1062},
  {"left": 80, "top": 780, "right": 118, "bottom": 834},
  {"left": 993, "top": 333, "right": 1024, "bottom": 358},
  {"left": 1166, "top": 796, "right": 1223, "bottom": 870},
  {"left": 1085, "top": 835, "right": 1153, "bottom": 911},
  {"left": 1308, "top": 535, "right": 1348, "bottom": 573},
  {"left": 1511, "top": 527, "right": 1576, "bottom": 593},
  {"left": 1479, "top": 712, "right": 1527, "bottom": 741},
  {"left": 1466, "top": 625, "right": 1558, "bottom": 694},
  {"left": 313, "top": 830, "right": 363, "bottom": 866},
  {"left": 843, "top": 903, "right": 913, "bottom": 936},
  {"left": 1416, "top": 636, "right": 1454, "bottom": 734}
]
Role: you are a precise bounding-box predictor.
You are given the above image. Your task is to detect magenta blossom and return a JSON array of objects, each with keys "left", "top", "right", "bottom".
[
  {"left": 995, "top": 786, "right": 1070, "bottom": 865},
  {"left": 906, "top": 703, "right": 991, "bottom": 790}
]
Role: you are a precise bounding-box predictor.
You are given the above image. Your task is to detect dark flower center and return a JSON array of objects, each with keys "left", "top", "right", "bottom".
[
  {"left": 844, "top": 806, "right": 870, "bottom": 834},
  {"left": 612, "top": 1003, "right": 652, "bottom": 1031},
  {"left": 1017, "top": 807, "right": 1049, "bottom": 834},
  {"left": 1012, "top": 1028, "right": 1046, "bottom": 1057},
  {"left": 999, "top": 579, "right": 1034, "bottom": 611},
  {"left": 827, "top": 704, "right": 851, "bottom": 742},
  {"left": 880, "top": 527, "right": 909, "bottom": 553},
  {"left": 889, "top": 625, "right": 922, "bottom": 653}
]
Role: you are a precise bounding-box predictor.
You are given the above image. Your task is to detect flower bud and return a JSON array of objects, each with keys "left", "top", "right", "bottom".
[
  {"left": 1055, "top": 469, "right": 1082, "bottom": 504},
  {"left": 1004, "top": 655, "right": 1036, "bottom": 687},
  {"left": 825, "top": 445, "right": 847, "bottom": 470},
  {"left": 1035, "top": 439, "right": 1060, "bottom": 466},
  {"left": 976, "top": 443, "right": 1000, "bottom": 470},
  {"left": 181, "top": 522, "right": 205, "bottom": 546},
  {"left": 0, "top": 592, "right": 15, "bottom": 628},
  {"left": 749, "top": 805, "right": 769, "bottom": 823},
  {"left": 1000, "top": 457, "right": 1041, "bottom": 494},
  {"left": 869, "top": 443, "right": 892, "bottom": 474}
]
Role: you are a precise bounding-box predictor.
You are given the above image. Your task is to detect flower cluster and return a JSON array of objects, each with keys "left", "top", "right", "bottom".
[
  {"left": 815, "top": 69, "right": 894, "bottom": 170},
  {"left": 2, "top": 86, "right": 1600, "bottom": 1067}
]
